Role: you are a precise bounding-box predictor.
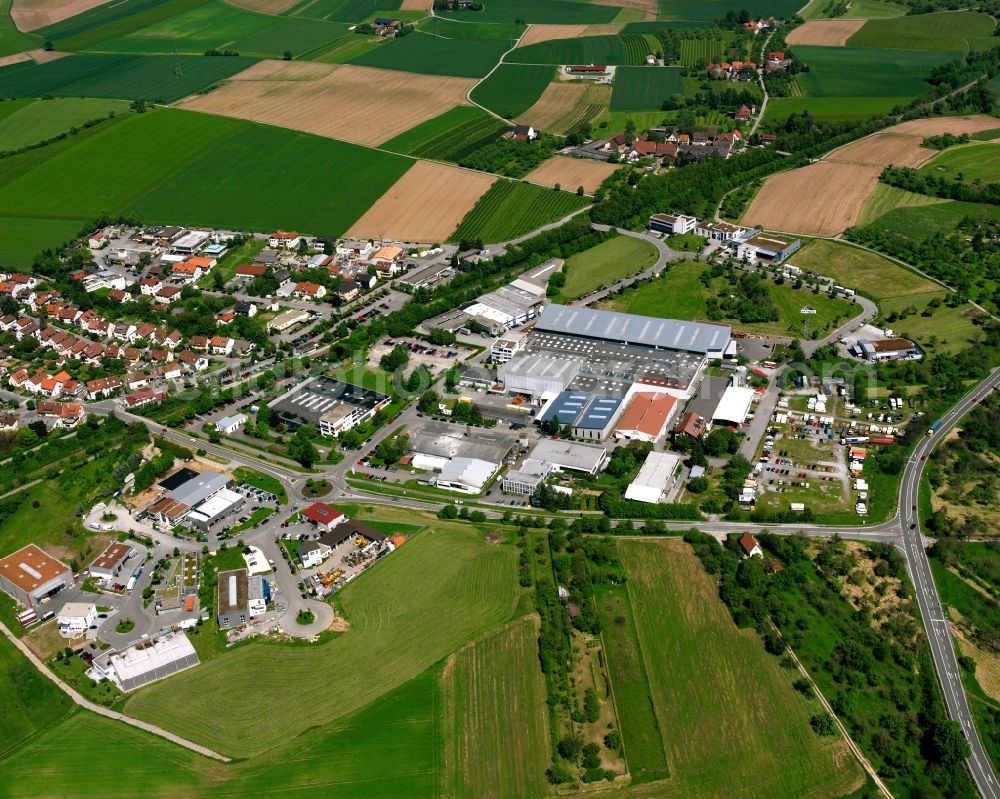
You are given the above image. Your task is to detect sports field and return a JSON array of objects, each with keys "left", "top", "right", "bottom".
[
  {"left": 0, "top": 52, "right": 257, "bottom": 102},
  {"left": 441, "top": 617, "right": 550, "bottom": 799},
  {"left": 558, "top": 234, "right": 657, "bottom": 299},
  {"left": 611, "top": 66, "right": 684, "bottom": 111},
  {"left": 437, "top": 0, "right": 618, "bottom": 24},
  {"left": 349, "top": 30, "right": 509, "bottom": 78},
  {"left": 179, "top": 61, "right": 476, "bottom": 147},
  {"left": 449, "top": 179, "right": 589, "bottom": 243},
  {"left": 611, "top": 539, "right": 863, "bottom": 798},
  {"left": 856, "top": 184, "right": 948, "bottom": 226},
  {"left": 918, "top": 142, "right": 1000, "bottom": 184},
  {"left": 524, "top": 154, "right": 618, "bottom": 194},
  {"left": 346, "top": 160, "right": 496, "bottom": 242},
  {"left": 793, "top": 45, "right": 959, "bottom": 98},
  {"left": 790, "top": 239, "right": 941, "bottom": 301},
  {"left": 123, "top": 524, "right": 519, "bottom": 756},
  {"left": 0, "top": 97, "right": 129, "bottom": 150},
  {"left": 846, "top": 11, "right": 996, "bottom": 53},
  {"left": 470, "top": 64, "right": 553, "bottom": 119},
  {"left": 0, "top": 108, "right": 411, "bottom": 241}
]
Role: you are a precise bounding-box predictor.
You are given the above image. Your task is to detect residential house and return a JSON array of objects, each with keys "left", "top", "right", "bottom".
[
  {"left": 739, "top": 532, "right": 763, "bottom": 558},
  {"left": 734, "top": 104, "right": 752, "bottom": 122},
  {"left": 140, "top": 277, "right": 163, "bottom": 296},
  {"left": 216, "top": 311, "right": 235, "bottom": 326},
  {"left": 334, "top": 281, "right": 359, "bottom": 302},
  {"left": 88, "top": 229, "right": 110, "bottom": 249},
  {"left": 336, "top": 239, "right": 374, "bottom": 260},
  {"left": 210, "top": 336, "right": 234, "bottom": 356},
  {"left": 269, "top": 230, "right": 301, "bottom": 249},
  {"left": 126, "top": 373, "right": 149, "bottom": 391},
  {"left": 124, "top": 388, "right": 167, "bottom": 409},
  {"left": 190, "top": 335, "right": 209, "bottom": 352},
  {"left": 234, "top": 300, "right": 257, "bottom": 318},
  {"left": 177, "top": 351, "right": 209, "bottom": 371},
  {"left": 36, "top": 400, "right": 84, "bottom": 428},
  {"left": 235, "top": 264, "right": 266, "bottom": 280},
  {"left": 295, "top": 281, "right": 326, "bottom": 299},
  {"left": 154, "top": 286, "right": 182, "bottom": 304},
  {"left": 86, "top": 376, "right": 122, "bottom": 400}
]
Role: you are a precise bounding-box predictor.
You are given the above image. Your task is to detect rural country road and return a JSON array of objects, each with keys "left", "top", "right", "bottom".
[
  {"left": 0, "top": 620, "right": 231, "bottom": 762},
  {"left": 747, "top": 30, "right": 773, "bottom": 139}
]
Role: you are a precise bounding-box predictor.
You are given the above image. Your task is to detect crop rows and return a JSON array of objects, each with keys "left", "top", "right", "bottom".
[
  {"left": 620, "top": 33, "right": 654, "bottom": 65},
  {"left": 450, "top": 179, "right": 588, "bottom": 243},
  {"left": 413, "top": 114, "right": 511, "bottom": 162},
  {"left": 679, "top": 37, "right": 724, "bottom": 66}
]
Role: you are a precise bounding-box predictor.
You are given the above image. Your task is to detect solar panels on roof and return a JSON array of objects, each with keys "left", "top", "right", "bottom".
[{"left": 535, "top": 304, "right": 730, "bottom": 355}]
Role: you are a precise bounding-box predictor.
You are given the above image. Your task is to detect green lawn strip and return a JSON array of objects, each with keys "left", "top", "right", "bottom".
[
  {"left": 506, "top": 35, "right": 629, "bottom": 66},
  {"left": 306, "top": 34, "right": 385, "bottom": 63},
  {"left": 232, "top": 466, "right": 287, "bottom": 503},
  {"left": 380, "top": 104, "right": 486, "bottom": 155},
  {"left": 558, "top": 234, "right": 657, "bottom": 300},
  {"left": 594, "top": 582, "right": 668, "bottom": 783},
  {"left": 196, "top": 236, "right": 266, "bottom": 288},
  {"left": 122, "top": 522, "right": 520, "bottom": 757},
  {"left": 226, "top": 506, "right": 274, "bottom": 536}
]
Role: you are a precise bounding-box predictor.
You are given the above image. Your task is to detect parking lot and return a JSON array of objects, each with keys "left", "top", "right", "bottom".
[{"left": 367, "top": 337, "right": 474, "bottom": 376}]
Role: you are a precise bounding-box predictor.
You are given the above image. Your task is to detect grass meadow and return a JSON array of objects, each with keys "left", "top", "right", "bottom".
[
  {"left": 880, "top": 292, "right": 982, "bottom": 354},
  {"left": 0, "top": 53, "right": 257, "bottom": 102},
  {"left": 122, "top": 523, "right": 520, "bottom": 757},
  {"left": 793, "top": 46, "right": 960, "bottom": 98},
  {"left": 0, "top": 98, "right": 130, "bottom": 150},
  {"left": 611, "top": 66, "right": 684, "bottom": 111},
  {"left": 470, "top": 64, "right": 554, "bottom": 119},
  {"left": 0, "top": 108, "right": 412, "bottom": 244},
  {"left": 558, "top": 234, "right": 658, "bottom": 300},
  {"left": 869, "top": 197, "right": 1000, "bottom": 238},
  {"left": 349, "top": 31, "right": 509, "bottom": 78},
  {"left": 0, "top": 0, "right": 39, "bottom": 56},
  {"left": 856, "top": 183, "right": 948, "bottom": 226},
  {"left": 438, "top": 0, "right": 617, "bottom": 24},
  {"left": 0, "top": 215, "right": 83, "bottom": 267},
  {"left": 449, "top": 179, "right": 588, "bottom": 243},
  {"left": 846, "top": 11, "right": 996, "bottom": 53},
  {"left": 440, "top": 617, "right": 550, "bottom": 799},
  {"left": 416, "top": 18, "right": 525, "bottom": 41},
  {"left": 612, "top": 539, "right": 863, "bottom": 798},
  {"left": 765, "top": 96, "right": 910, "bottom": 123},
  {"left": 918, "top": 142, "right": 1000, "bottom": 184}
]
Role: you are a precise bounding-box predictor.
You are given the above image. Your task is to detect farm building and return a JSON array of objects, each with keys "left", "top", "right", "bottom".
[
  {"left": 0, "top": 544, "right": 73, "bottom": 609},
  {"left": 88, "top": 543, "right": 135, "bottom": 582},
  {"left": 624, "top": 452, "right": 681, "bottom": 504},
  {"left": 712, "top": 386, "right": 756, "bottom": 428},
  {"left": 88, "top": 631, "right": 200, "bottom": 692},
  {"left": 614, "top": 391, "right": 679, "bottom": 443}
]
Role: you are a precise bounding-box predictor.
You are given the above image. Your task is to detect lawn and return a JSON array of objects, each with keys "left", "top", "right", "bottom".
[
  {"left": 72, "top": 0, "right": 351, "bottom": 58},
  {"left": 122, "top": 522, "right": 520, "bottom": 757},
  {"left": 440, "top": 617, "right": 550, "bottom": 799},
  {"left": 856, "top": 183, "right": 948, "bottom": 226},
  {"left": 0, "top": 108, "right": 412, "bottom": 241},
  {"left": 918, "top": 142, "right": 1000, "bottom": 184},
  {"left": 449, "top": 179, "right": 589, "bottom": 243},
  {"left": 469, "top": 63, "right": 553, "bottom": 119},
  {"left": 558, "top": 234, "right": 658, "bottom": 300},
  {"left": 764, "top": 96, "right": 911, "bottom": 123},
  {"left": 0, "top": 634, "right": 73, "bottom": 760},
  {"left": 612, "top": 539, "right": 862, "bottom": 797},
  {"left": 597, "top": 261, "right": 857, "bottom": 336},
  {"left": 611, "top": 66, "right": 684, "bottom": 111},
  {"left": 0, "top": 98, "right": 130, "bottom": 151},
  {"left": 792, "top": 46, "right": 960, "bottom": 98},
  {"left": 790, "top": 239, "right": 940, "bottom": 301},
  {"left": 232, "top": 466, "right": 287, "bottom": 503},
  {"left": 348, "top": 31, "right": 509, "bottom": 78},
  {"left": 507, "top": 35, "right": 632, "bottom": 66},
  {"left": 846, "top": 11, "right": 996, "bottom": 53},
  {"left": 0, "top": 52, "right": 258, "bottom": 103},
  {"left": 437, "top": 0, "right": 618, "bottom": 24},
  {"left": 197, "top": 236, "right": 265, "bottom": 288},
  {"left": 381, "top": 105, "right": 509, "bottom": 161},
  {"left": 657, "top": 0, "right": 804, "bottom": 20}
]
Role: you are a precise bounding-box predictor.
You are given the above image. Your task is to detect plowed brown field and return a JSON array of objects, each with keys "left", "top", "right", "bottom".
[
  {"left": 518, "top": 23, "right": 623, "bottom": 47},
  {"left": 890, "top": 114, "right": 1000, "bottom": 136},
  {"left": 741, "top": 161, "right": 881, "bottom": 236},
  {"left": 178, "top": 62, "right": 476, "bottom": 146},
  {"left": 524, "top": 156, "right": 618, "bottom": 194},
  {"left": 12, "top": 0, "right": 108, "bottom": 30},
  {"left": 346, "top": 161, "right": 495, "bottom": 242},
  {"left": 591, "top": 0, "right": 656, "bottom": 20},
  {"left": 828, "top": 132, "right": 935, "bottom": 168},
  {"left": 785, "top": 19, "right": 865, "bottom": 46}
]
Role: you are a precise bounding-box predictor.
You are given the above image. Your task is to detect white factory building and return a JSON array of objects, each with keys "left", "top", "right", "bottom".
[
  {"left": 624, "top": 452, "right": 682, "bottom": 504},
  {"left": 712, "top": 386, "right": 757, "bottom": 428},
  {"left": 88, "top": 630, "right": 200, "bottom": 692}
]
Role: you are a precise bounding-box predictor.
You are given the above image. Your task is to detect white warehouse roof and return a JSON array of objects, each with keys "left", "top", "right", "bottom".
[
  {"left": 712, "top": 386, "right": 756, "bottom": 426},
  {"left": 438, "top": 457, "right": 499, "bottom": 492},
  {"left": 624, "top": 452, "right": 680, "bottom": 504}
]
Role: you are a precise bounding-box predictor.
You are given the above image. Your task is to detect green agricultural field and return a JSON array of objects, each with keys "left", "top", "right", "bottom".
[
  {"left": 612, "top": 539, "right": 863, "bottom": 798},
  {"left": 0, "top": 108, "right": 411, "bottom": 243},
  {"left": 0, "top": 53, "right": 257, "bottom": 103},
  {"left": 123, "top": 523, "right": 519, "bottom": 756},
  {"left": 39, "top": 0, "right": 211, "bottom": 51},
  {"left": 0, "top": 98, "right": 130, "bottom": 151},
  {"left": 441, "top": 617, "right": 550, "bottom": 798},
  {"left": 449, "top": 179, "right": 588, "bottom": 243},
  {"left": 764, "top": 96, "right": 910, "bottom": 123},
  {"left": 507, "top": 35, "right": 633, "bottom": 66},
  {"left": 870, "top": 198, "right": 1000, "bottom": 238},
  {"left": 791, "top": 239, "right": 940, "bottom": 301},
  {"left": 438, "top": 0, "right": 618, "bottom": 24},
  {"left": 381, "top": 105, "right": 509, "bottom": 161},
  {"left": 792, "top": 46, "right": 960, "bottom": 98},
  {"left": 0, "top": 0, "right": 39, "bottom": 56},
  {"left": 349, "top": 30, "right": 509, "bottom": 77},
  {"left": 62, "top": 0, "right": 351, "bottom": 57},
  {"left": 918, "top": 142, "right": 1000, "bottom": 184},
  {"left": 470, "top": 64, "right": 553, "bottom": 119},
  {"left": 658, "top": 0, "right": 803, "bottom": 20},
  {"left": 679, "top": 34, "right": 732, "bottom": 66},
  {"left": 799, "top": 0, "right": 906, "bottom": 18},
  {"left": 416, "top": 18, "right": 524, "bottom": 41},
  {"left": 611, "top": 66, "right": 683, "bottom": 111},
  {"left": 846, "top": 11, "right": 996, "bottom": 53},
  {"left": 288, "top": 0, "right": 402, "bottom": 22},
  {"left": 856, "top": 184, "right": 949, "bottom": 226},
  {"left": 0, "top": 215, "right": 83, "bottom": 268},
  {"left": 0, "top": 634, "right": 73, "bottom": 760},
  {"left": 598, "top": 260, "right": 856, "bottom": 336},
  {"left": 306, "top": 34, "right": 384, "bottom": 63},
  {"left": 558, "top": 234, "right": 658, "bottom": 300}
]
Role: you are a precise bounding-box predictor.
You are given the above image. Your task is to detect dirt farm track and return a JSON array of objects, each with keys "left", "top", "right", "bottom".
[
  {"left": 741, "top": 115, "right": 1000, "bottom": 236},
  {"left": 346, "top": 161, "right": 496, "bottom": 243},
  {"left": 178, "top": 61, "right": 476, "bottom": 147}
]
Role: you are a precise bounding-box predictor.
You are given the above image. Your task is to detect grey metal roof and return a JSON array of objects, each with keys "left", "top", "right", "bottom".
[
  {"left": 576, "top": 395, "right": 622, "bottom": 429},
  {"left": 539, "top": 391, "right": 591, "bottom": 425},
  {"left": 168, "top": 472, "right": 230, "bottom": 507},
  {"left": 535, "top": 304, "right": 730, "bottom": 355}
]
